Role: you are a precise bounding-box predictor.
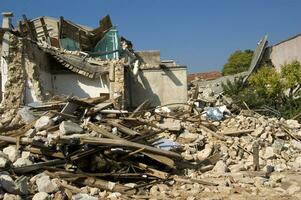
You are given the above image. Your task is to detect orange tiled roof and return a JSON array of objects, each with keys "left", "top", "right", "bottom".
[{"left": 188, "top": 71, "right": 222, "bottom": 82}]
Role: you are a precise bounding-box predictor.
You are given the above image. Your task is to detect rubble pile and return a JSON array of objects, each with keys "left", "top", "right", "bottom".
[{"left": 0, "top": 92, "right": 300, "bottom": 199}]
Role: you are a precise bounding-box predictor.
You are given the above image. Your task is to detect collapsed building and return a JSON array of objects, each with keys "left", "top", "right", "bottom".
[
  {"left": 0, "top": 12, "right": 187, "bottom": 110},
  {"left": 0, "top": 12, "right": 301, "bottom": 200}
]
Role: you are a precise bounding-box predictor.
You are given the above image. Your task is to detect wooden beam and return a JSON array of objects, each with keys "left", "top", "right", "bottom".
[
  {"left": 86, "top": 122, "right": 122, "bottom": 140},
  {"left": 80, "top": 137, "right": 182, "bottom": 160},
  {"left": 106, "top": 120, "right": 141, "bottom": 136}
]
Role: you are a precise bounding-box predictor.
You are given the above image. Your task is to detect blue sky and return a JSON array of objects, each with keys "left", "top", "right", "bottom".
[{"left": 1, "top": 0, "right": 301, "bottom": 73}]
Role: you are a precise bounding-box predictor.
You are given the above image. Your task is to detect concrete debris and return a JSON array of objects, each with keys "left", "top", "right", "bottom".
[
  {"left": 34, "top": 116, "right": 53, "bottom": 131},
  {"left": 32, "top": 192, "right": 50, "bottom": 200},
  {"left": 3, "top": 194, "right": 21, "bottom": 200},
  {"left": 0, "top": 175, "right": 19, "bottom": 194},
  {"left": 36, "top": 175, "right": 58, "bottom": 193},
  {"left": 3, "top": 146, "right": 19, "bottom": 163},
  {"left": 59, "top": 121, "right": 83, "bottom": 135},
  {"left": 72, "top": 193, "right": 98, "bottom": 200}
]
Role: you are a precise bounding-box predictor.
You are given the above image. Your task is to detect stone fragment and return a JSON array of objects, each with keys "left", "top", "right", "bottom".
[
  {"left": 292, "top": 156, "right": 301, "bottom": 169},
  {"left": 24, "top": 128, "right": 36, "bottom": 138},
  {"left": 229, "top": 162, "right": 246, "bottom": 173},
  {"left": 3, "top": 194, "right": 21, "bottom": 200},
  {"left": 59, "top": 121, "right": 83, "bottom": 135},
  {"left": 157, "top": 118, "right": 181, "bottom": 131},
  {"left": 285, "top": 119, "right": 301, "bottom": 129},
  {"left": 32, "top": 192, "right": 50, "bottom": 200},
  {"left": 89, "top": 187, "right": 100, "bottom": 196},
  {"left": 263, "top": 147, "right": 275, "bottom": 159},
  {"left": 212, "top": 160, "right": 228, "bottom": 174},
  {"left": 0, "top": 157, "right": 9, "bottom": 168},
  {"left": 37, "top": 130, "right": 47, "bottom": 137},
  {"left": 13, "top": 158, "right": 33, "bottom": 167},
  {"left": 177, "top": 130, "right": 199, "bottom": 144},
  {"left": 3, "top": 146, "right": 19, "bottom": 162},
  {"left": 36, "top": 175, "right": 58, "bottom": 193},
  {"left": 251, "top": 127, "right": 264, "bottom": 137},
  {"left": 287, "top": 184, "right": 301, "bottom": 195},
  {"left": 291, "top": 140, "right": 301, "bottom": 150},
  {"left": 196, "top": 144, "right": 212, "bottom": 161},
  {"left": 0, "top": 175, "right": 18, "bottom": 194},
  {"left": 15, "top": 176, "right": 28, "bottom": 195},
  {"left": 34, "top": 116, "right": 53, "bottom": 131},
  {"left": 72, "top": 193, "right": 98, "bottom": 200}
]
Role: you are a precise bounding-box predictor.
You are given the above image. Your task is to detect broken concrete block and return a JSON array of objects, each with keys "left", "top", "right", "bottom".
[
  {"left": 21, "top": 151, "right": 31, "bottom": 160},
  {"left": 24, "top": 128, "right": 36, "bottom": 138},
  {"left": 157, "top": 118, "right": 181, "bottom": 131},
  {"left": 263, "top": 147, "right": 275, "bottom": 159},
  {"left": 285, "top": 119, "right": 301, "bottom": 129},
  {"left": 0, "top": 157, "right": 9, "bottom": 168},
  {"left": 196, "top": 144, "right": 213, "bottom": 161},
  {"left": 34, "top": 116, "right": 53, "bottom": 131},
  {"left": 292, "top": 156, "right": 301, "bottom": 169},
  {"left": 72, "top": 193, "right": 98, "bottom": 200},
  {"left": 37, "top": 130, "right": 48, "bottom": 137},
  {"left": 59, "top": 121, "right": 83, "bottom": 135},
  {"left": 212, "top": 160, "right": 228, "bottom": 174},
  {"left": 0, "top": 175, "right": 19, "bottom": 194},
  {"left": 36, "top": 175, "right": 58, "bottom": 193},
  {"left": 3, "top": 146, "right": 19, "bottom": 162},
  {"left": 13, "top": 158, "right": 33, "bottom": 167},
  {"left": 177, "top": 130, "right": 199, "bottom": 144},
  {"left": 89, "top": 187, "right": 100, "bottom": 196},
  {"left": 32, "top": 192, "right": 50, "bottom": 200},
  {"left": 15, "top": 176, "right": 28, "bottom": 195},
  {"left": 229, "top": 162, "right": 246, "bottom": 173},
  {"left": 3, "top": 194, "right": 21, "bottom": 200}
]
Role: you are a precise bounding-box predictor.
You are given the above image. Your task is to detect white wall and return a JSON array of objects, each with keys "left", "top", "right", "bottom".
[
  {"left": 270, "top": 35, "right": 301, "bottom": 71},
  {"left": 0, "top": 32, "right": 10, "bottom": 103},
  {"left": 52, "top": 73, "right": 109, "bottom": 98}
]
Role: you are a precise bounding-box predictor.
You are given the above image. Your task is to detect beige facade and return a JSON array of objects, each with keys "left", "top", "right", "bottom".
[{"left": 270, "top": 34, "right": 301, "bottom": 71}]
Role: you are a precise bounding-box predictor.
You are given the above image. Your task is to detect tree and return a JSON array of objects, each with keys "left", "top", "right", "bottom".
[
  {"left": 280, "top": 60, "right": 301, "bottom": 97},
  {"left": 249, "top": 66, "right": 284, "bottom": 101},
  {"left": 222, "top": 50, "right": 253, "bottom": 76}
]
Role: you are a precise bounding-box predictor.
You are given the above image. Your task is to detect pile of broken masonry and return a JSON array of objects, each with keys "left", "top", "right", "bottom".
[{"left": 0, "top": 87, "right": 301, "bottom": 200}]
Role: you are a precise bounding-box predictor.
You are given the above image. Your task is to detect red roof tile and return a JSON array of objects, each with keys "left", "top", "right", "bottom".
[{"left": 188, "top": 71, "right": 222, "bottom": 82}]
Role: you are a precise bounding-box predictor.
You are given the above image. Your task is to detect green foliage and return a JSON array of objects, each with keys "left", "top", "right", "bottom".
[
  {"left": 222, "top": 50, "right": 253, "bottom": 76},
  {"left": 249, "top": 66, "right": 284, "bottom": 101},
  {"left": 221, "top": 76, "right": 244, "bottom": 96},
  {"left": 222, "top": 61, "right": 301, "bottom": 120},
  {"left": 280, "top": 60, "right": 301, "bottom": 97}
]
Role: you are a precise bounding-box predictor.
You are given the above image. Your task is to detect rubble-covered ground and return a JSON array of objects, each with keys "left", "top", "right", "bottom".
[{"left": 0, "top": 86, "right": 301, "bottom": 200}]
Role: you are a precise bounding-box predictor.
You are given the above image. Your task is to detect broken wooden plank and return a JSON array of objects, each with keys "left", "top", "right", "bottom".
[
  {"left": 199, "top": 124, "right": 224, "bottom": 140},
  {"left": 87, "top": 102, "right": 113, "bottom": 116},
  {"left": 13, "top": 159, "right": 65, "bottom": 174},
  {"left": 136, "top": 162, "right": 169, "bottom": 179},
  {"left": 220, "top": 129, "right": 254, "bottom": 137},
  {"left": 142, "top": 152, "right": 175, "bottom": 169},
  {"left": 28, "top": 147, "right": 65, "bottom": 159},
  {"left": 86, "top": 122, "right": 122, "bottom": 140},
  {"left": 253, "top": 141, "right": 260, "bottom": 171},
  {"left": 129, "top": 100, "right": 150, "bottom": 118},
  {"left": 80, "top": 137, "right": 182, "bottom": 159},
  {"left": 106, "top": 120, "right": 141, "bottom": 136},
  {"left": 79, "top": 177, "right": 134, "bottom": 194}
]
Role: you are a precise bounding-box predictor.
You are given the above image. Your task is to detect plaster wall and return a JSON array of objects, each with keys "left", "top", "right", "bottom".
[
  {"left": 127, "top": 67, "right": 187, "bottom": 107},
  {"left": 270, "top": 35, "right": 301, "bottom": 71}
]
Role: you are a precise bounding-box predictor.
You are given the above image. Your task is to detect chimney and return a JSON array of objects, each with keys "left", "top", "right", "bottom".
[{"left": 2, "top": 12, "right": 13, "bottom": 29}]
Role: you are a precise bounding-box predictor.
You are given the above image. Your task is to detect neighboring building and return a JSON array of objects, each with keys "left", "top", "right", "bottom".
[
  {"left": 188, "top": 71, "right": 222, "bottom": 83},
  {"left": 269, "top": 34, "right": 301, "bottom": 71}
]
